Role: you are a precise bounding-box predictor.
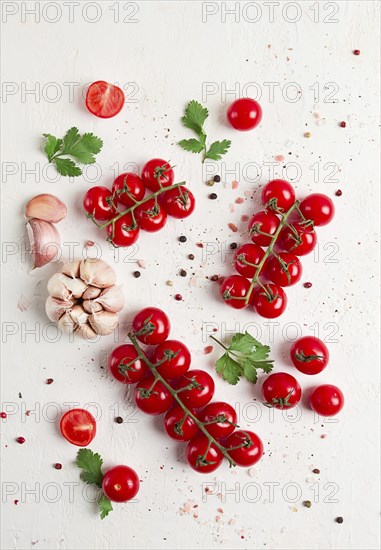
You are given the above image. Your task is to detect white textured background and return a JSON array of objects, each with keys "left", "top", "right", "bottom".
[{"left": 1, "top": 1, "right": 380, "bottom": 549}]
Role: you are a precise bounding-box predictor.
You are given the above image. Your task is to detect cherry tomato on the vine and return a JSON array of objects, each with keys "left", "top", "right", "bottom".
[
  {"left": 161, "top": 186, "right": 195, "bottom": 219},
  {"left": 135, "top": 198, "right": 167, "bottom": 232},
  {"left": 262, "top": 372, "right": 302, "bottom": 409},
  {"left": 226, "top": 430, "right": 263, "bottom": 467},
  {"left": 108, "top": 344, "right": 148, "bottom": 384},
  {"left": 267, "top": 252, "right": 302, "bottom": 287},
  {"left": 200, "top": 402, "right": 237, "bottom": 439},
  {"left": 102, "top": 465, "right": 139, "bottom": 502},
  {"left": 107, "top": 213, "right": 139, "bottom": 247},
  {"left": 278, "top": 222, "right": 317, "bottom": 256},
  {"left": 151, "top": 340, "right": 191, "bottom": 380},
  {"left": 134, "top": 375, "right": 173, "bottom": 415},
  {"left": 309, "top": 384, "right": 344, "bottom": 416},
  {"left": 132, "top": 307, "right": 170, "bottom": 345},
  {"left": 141, "top": 158, "right": 174, "bottom": 192},
  {"left": 60, "top": 409, "right": 96, "bottom": 446},
  {"left": 83, "top": 186, "right": 115, "bottom": 221},
  {"left": 177, "top": 369, "right": 215, "bottom": 408},
  {"left": 261, "top": 179, "right": 296, "bottom": 212},
  {"left": 234, "top": 243, "right": 266, "bottom": 278},
  {"left": 227, "top": 98, "right": 262, "bottom": 131},
  {"left": 220, "top": 275, "right": 251, "bottom": 309},
  {"left": 112, "top": 173, "right": 145, "bottom": 208},
  {"left": 290, "top": 336, "right": 329, "bottom": 375},
  {"left": 299, "top": 193, "right": 335, "bottom": 226},
  {"left": 248, "top": 210, "right": 280, "bottom": 247},
  {"left": 85, "top": 81, "right": 125, "bottom": 119},
  {"left": 186, "top": 434, "right": 223, "bottom": 473},
  {"left": 252, "top": 283, "right": 287, "bottom": 318},
  {"left": 164, "top": 405, "right": 199, "bottom": 441}
]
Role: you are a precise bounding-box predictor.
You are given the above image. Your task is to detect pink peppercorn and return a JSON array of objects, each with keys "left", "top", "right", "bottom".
[
  {"left": 175, "top": 294, "right": 182, "bottom": 301},
  {"left": 335, "top": 190, "right": 343, "bottom": 196},
  {"left": 46, "top": 378, "right": 54, "bottom": 385},
  {"left": 0, "top": 412, "right": 7, "bottom": 419},
  {"left": 54, "top": 463, "right": 62, "bottom": 470},
  {"left": 16, "top": 437, "right": 25, "bottom": 444},
  {"left": 304, "top": 282, "right": 313, "bottom": 289},
  {"left": 353, "top": 49, "right": 360, "bottom": 55},
  {"left": 340, "top": 121, "right": 346, "bottom": 128}
]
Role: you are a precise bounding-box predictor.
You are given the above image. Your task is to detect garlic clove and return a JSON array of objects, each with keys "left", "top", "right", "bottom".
[
  {"left": 58, "top": 311, "right": 76, "bottom": 335},
  {"left": 83, "top": 300, "right": 103, "bottom": 314},
  {"left": 95, "top": 285, "right": 125, "bottom": 313},
  {"left": 27, "top": 218, "right": 60, "bottom": 268},
  {"left": 25, "top": 194, "right": 67, "bottom": 224},
  {"left": 62, "top": 259, "right": 82, "bottom": 279},
  {"left": 76, "top": 322, "right": 98, "bottom": 340},
  {"left": 45, "top": 296, "right": 74, "bottom": 322},
  {"left": 83, "top": 286, "right": 102, "bottom": 300},
  {"left": 63, "top": 276, "right": 87, "bottom": 299},
  {"left": 47, "top": 273, "right": 72, "bottom": 301},
  {"left": 88, "top": 311, "right": 118, "bottom": 335},
  {"left": 80, "top": 259, "right": 116, "bottom": 288},
  {"left": 69, "top": 305, "right": 89, "bottom": 326}
]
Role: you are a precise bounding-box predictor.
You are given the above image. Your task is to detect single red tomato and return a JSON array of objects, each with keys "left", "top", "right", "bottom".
[
  {"left": 112, "top": 173, "right": 145, "bottom": 207},
  {"left": 290, "top": 336, "right": 329, "bottom": 375},
  {"left": 83, "top": 186, "right": 115, "bottom": 221},
  {"left": 102, "top": 465, "right": 139, "bottom": 502},
  {"left": 85, "top": 81, "right": 125, "bottom": 118},
  {"left": 141, "top": 158, "right": 174, "bottom": 192},
  {"left": 309, "top": 384, "right": 344, "bottom": 416},
  {"left": 300, "top": 194, "right": 335, "bottom": 226},
  {"left": 107, "top": 213, "right": 139, "bottom": 247},
  {"left": 252, "top": 283, "right": 287, "bottom": 318},
  {"left": 60, "top": 408, "right": 96, "bottom": 446},
  {"left": 267, "top": 252, "right": 302, "bottom": 287},
  {"left": 261, "top": 179, "right": 296, "bottom": 212},
  {"left": 108, "top": 344, "right": 148, "bottom": 384},
  {"left": 161, "top": 186, "right": 195, "bottom": 219},
  {"left": 262, "top": 372, "right": 302, "bottom": 409},
  {"left": 226, "top": 430, "right": 264, "bottom": 467},
  {"left": 151, "top": 340, "right": 191, "bottom": 380},
  {"left": 278, "top": 222, "right": 317, "bottom": 256},
  {"left": 227, "top": 98, "right": 262, "bottom": 131},
  {"left": 135, "top": 198, "right": 167, "bottom": 232},
  {"left": 134, "top": 375, "right": 173, "bottom": 415},
  {"left": 200, "top": 402, "right": 237, "bottom": 439},
  {"left": 177, "top": 369, "right": 215, "bottom": 408},
  {"left": 248, "top": 210, "right": 280, "bottom": 247},
  {"left": 186, "top": 434, "right": 223, "bottom": 473},
  {"left": 220, "top": 275, "right": 251, "bottom": 309},
  {"left": 132, "top": 307, "right": 170, "bottom": 345},
  {"left": 164, "top": 405, "right": 199, "bottom": 441},
  {"left": 234, "top": 243, "right": 266, "bottom": 278}
]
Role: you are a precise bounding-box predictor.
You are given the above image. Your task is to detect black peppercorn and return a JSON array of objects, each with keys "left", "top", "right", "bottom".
[
  {"left": 213, "top": 175, "right": 221, "bottom": 182},
  {"left": 230, "top": 242, "right": 238, "bottom": 250},
  {"left": 335, "top": 517, "right": 344, "bottom": 524},
  {"left": 179, "top": 236, "right": 187, "bottom": 242},
  {"left": 133, "top": 271, "right": 141, "bottom": 278},
  {"left": 180, "top": 269, "right": 187, "bottom": 277},
  {"left": 115, "top": 417, "right": 124, "bottom": 424},
  {"left": 209, "top": 193, "right": 217, "bottom": 200}
]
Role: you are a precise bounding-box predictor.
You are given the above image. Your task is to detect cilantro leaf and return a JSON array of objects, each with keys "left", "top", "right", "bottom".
[
  {"left": 61, "top": 127, "right": 81, "bottom": 153},
  {"left": 42, "top": 134, "right": 63, "bottom": 162},
  {"left": 205, "top": 140, "right": 231, "bottom": 161},
  {"left": 76, "top": 448, "right": 104, "bottom": 488},
  {"left": 99, "top": 494, "right": 113, "bottom": 520},
  {"left": 215, "top": 354, "right": 242, "bottom": 385},
  {"left": 182, "top": 100, "right": 208, "bottom": 134},
  {"left": 178, "top": 138, "right": 205, "bottom": 154},
  {"left": 54, "top": 157, "right": 82, "bottom": 177},
  {"left": 81, "top": 133, "right": 103, "bottom": 154}
]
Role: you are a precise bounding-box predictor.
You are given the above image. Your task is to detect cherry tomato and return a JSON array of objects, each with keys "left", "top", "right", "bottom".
[
  {"left": 132, "top": 307, "right": 170, "bottom": 345},
  {"left": 107, "top": 213, "right": 139, "bottom": 247},
  {"left": 248, "top": 210, "right": 280, "bottom": 247},
  {"left": 290, "top": 336, "right": 329, "bottom": 375},
  {"left": 227, "top": 98, "right": 262, "bottom": 131},
  {"left": 220, "top": 275, "right": 251, "bottom": 309},
  {"left": 226, "top": 430, "right": 264, "bottom": 467},
  {"left": 135, "top": 198, "right": 167, "bottom": 232},
  {"left": 112, "top": 173, "right": 145, "bottom": 208},
  {"left": 134, "top": 375, "right": 173, "bottom": 415},
  {"left": 267, "top": 252, "right": 302, "bottom": 287},
  {"left": 151, "top": 340, "right": 191, "bottom": 379},
  {"left": 60, "top": 408, "right": 96, "bottom": 446},
  {"left": 309, "top": 384, "right": 344, "bottom": 416},
  {"left": 102, "top": 465, "right": 139, "bottom": 502},
  {"left": 164, "top": 405, "right": 199, "bottom": 441},
  {"left": 161, "top": 186, "right": 195, "bottom": 219},
  {"left": 262, "top": 179, "right": 296, "bottom": 212},
  {"left": 83, "top": 186, "right": 115, "bottom": 221},
  {"left": 300, "top": 193, "right": 335, "bottom": 226},
  {"left": 278, "top": 222, "right": 317, "bottom": 256},
  {"left": 262, "top": 373, "right": 302, "bottom": 409},
  {"left": 85, "top": 81, "right": 125, "bottom": 119},
  {"left": 252, "top": 283, "right": 287, "bottom": 318},
  {"left": 141, "top": 158, "right": 174, "bottom": 192},
  {"left": 177, "top": 369, "right": 215, "bottom": 408},
  {"left": 108, "top": 344, "right": 148, "bottom": 384},
  {"left": 234, "top": 243, "right": 266, "bottom": 278},
  {"left": 200, "top": 402, "right": 237, "bottom": 439},
  {"left": 186, "top": 434, "right": 223, "bottom": 473}
]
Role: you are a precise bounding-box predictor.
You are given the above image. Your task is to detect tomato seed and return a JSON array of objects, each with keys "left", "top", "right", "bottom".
[
  {"left": 179, "top": 236, "right": 187, "bottom": 243},
  {"left": 340, "top": 121, "right": 346, "bottom": 128},
  {"left": 54, "top": 463, "right": 62, "bottom": 470},
  {"left": 304, "top": 282, "right": 313, "bottom": 288},
  {"left": 133, "top": 271, "right": 141, "bottom": 278},
  {"left": 115, "top": 417, "right": 124, "bottom": 424},
  {"left": 16, "top": 437, "right": 25, "bottom": 444},
  {"left": 353, "top": 49, "right": 360, "bottom": 55},
  {"left": 175, "top": 294, "right": 182, "bottom": 301},
  {"left": 335, "top": 190, "right": 343, "bottom": 196},
  {"left": 46, "top": 378, "right": 54, "bottom": 384},
  {"left": 0, "top": 412, "right": 7, "bottom": 419}
]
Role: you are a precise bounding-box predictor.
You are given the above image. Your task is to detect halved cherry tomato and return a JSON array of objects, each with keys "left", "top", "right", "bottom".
[
  {"left": 107, "top": 213, "right": 139, "bottom": 247},
  {"left": 132, "top": 307, "right": 170, "bottom": 345},
  {"left": 135, "top": 199, "right": 167, "bottom": 232},
  {"left": 248, "top": 210, "right": 280, "bottom": 247},
  {"left": 226, "top": 430, "right": 263, "bottom": 467},
  {"left": 85, "top": 81, "right": 125, "bottom": 118},
  {"left": 151, "top": 340, "right": 191, "bottom": 379},
  {"left": 60, "top": 408, "right": 96, "bottom": 446},
  {"left": 186, "top": 434, "right": 223, "bottom": 473},
  {"left": 252, "top": 283, "right": 287, "bottom": 318},
  {"left": 108, "top": 344, "right": 148, "bottom": 384},
  {"left": 112, "top": 173, "right": 145, "bottom": 207},
  {"left": 102, "top": 465, "right": 139, "bottom": 502},
  {"left": 141, "top": 158, "right": 174, "bottom": 192},
  {"left": 220, "top": 275, "right": 251, "bottom": 309},
  {"left": 161, "top": 186, "right": 195, "bottom": 219},
  {"left": 267, "top": 252, "right": 302, "bottom": 287},
  {"left": 164, "top": 405, "right": 199, "bottom": 441},
  {"left": 234, "top": 243, "right": 266, "bottom": 278}
]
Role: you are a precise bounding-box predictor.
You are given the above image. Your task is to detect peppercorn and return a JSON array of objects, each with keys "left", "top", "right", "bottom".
[
  {"left": 54, "top": 463, "right": 62, "bottom": 470},
  {"left": 304, "top": 282, "right": 313, "bottom": 288},
  {"left": 303, "top": 500, "right": 312, "bottom": 508},
  {"left": 180, "top": 269, "right": 187, "bottom": 277},
  {"left": 0, "top": 412, "right": 7, "bottom": 419},
  {"left": 213, "top": 175, "right": 221, "bottom": 182},
  {"left": 16, "top": 437, "right": 25, "bottom": 444},
  {"left": 304, "top": 132, "right": 311, "bottom": 138},
  {"left": 335, "top": 189, "right": 343, "bottom": 196},
  {"left": 230, "top": 242, "right": 238, "bottom": 250},
  {"left": 340, "top": 121, "right": 346, "bottom": 128},
  {"left": 209, "top": 193, "right": 217, "bottom": 200},
  {"left": 335, "top": 517, "right": 344, "bottom": 524},
  {"left": 312, "top": 468, "right": 320, "bottom": 474},
  {"left": 210, "top": 275, "right": 219, "bottom": 282},
  {"left": 206, "top": 179, "right": 215, "bottom": 187},
  {"left": 166, "top": 280, "right": 173, "bottom": 286},
  {"left": 115, "top": 417, "right": 124, "bottom": 424},
  {"left": 179, "top": 236, "right": 187, "bottom": 243},
  {"left": 188, "top": 254, "right": 195, "bottom": 260},
  {"left": 175, "top": 294, "right": 182, "bottom": 301},
  {"left": 353, "top": 49, "right": 360, "bottom": 55},
  {"left": 46, "top": 378, "right": 54, "bottom": 385},
  {"left": 133, "top": 271, "right": 141, "bottom": 278}
]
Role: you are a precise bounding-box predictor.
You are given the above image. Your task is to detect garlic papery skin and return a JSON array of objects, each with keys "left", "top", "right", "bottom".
[
  {"left": 83, "top": 286, "right": 102, "bottom": 300},
  {"left": 80, "top": 259, "right": 116, "bottom": 288},
  {"left": 83, "top": 300, "right": 103, "bottom": 314},
  {"left": 27, "top": 218, "right": 61, "bottom": 268},
  {"left": 25, "top": 194, "right": 67, "bottom": 223},
  {"left": 45, "top": 296, "right": 74, "bottom": 322},
  {"left": 88, "top": 311, "right": 118, "bottom": 335},
  {"left": 62, "top": 259, "right": 82, "bottom": 279},
  {"left": 95, "top": 285, "right": 125, "bottom": 313}
]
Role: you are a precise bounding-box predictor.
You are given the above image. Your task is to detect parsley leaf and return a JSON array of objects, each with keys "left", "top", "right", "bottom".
[
  {"left": 211, "top": 332, "right": 274, "bottom": 385},
  {"left": 99, "top": 494, "right": 113, "bottom": 520},
  {"left": 178, "top": 138, "right": 205, "bottom": 154},
  {"left": 205, "top": 140, "right": 231, "bottom": 161},
  {"left": 53, "top": 157, "right": 82, "bottom": 177},
  {"left": 76, "top": 448, "right": 104, "bottom": 488}
]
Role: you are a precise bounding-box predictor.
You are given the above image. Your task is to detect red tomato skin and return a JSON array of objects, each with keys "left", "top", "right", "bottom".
[
  {"left": 200, "top": 402, "right": 237, "bottom": 439},
  {"left": 278, "top": 222, "right": 317, "bottom": 256},
  {"left": 161, "top": 186, "right": 195, "bottom": 219},
  {"left": 108, "top": 344, "right": 148, "bottom": 384},
  {"left": 252, "top": 284, "right": 287, "bottom": 318},
  {"left": 83, "top": 186, "right": 115, "bottom": 221},
  {"left": 164, "top": 405, "right": 199, "bottom": 441},
  {"left": 226, "top": 430, "right": 264, "bottom": 467},
  {"left": 102, "top": 465, "right": 139, "bottom": 502},
  {"left": 135, "top": 199, "right": 167, "bottom": 232},
  {"left": 151, "top": 340, "right": 191, "bottom": 380},
  {"left": 107, "top": 213, "right": 139, "bottom": 247},
  {"left": 227, "top": 98, "right": 262, "bottom": 131},
  {"left": 112, "top": 173, "right": 145, "bottom": 207},
  {"left": 60, "top": 409, "right": 96, "bottom": 447},
  {"left": 262, "top": 372, "right": 302, "bottom": 409},
  {"left": 267, "top": 252, "right": 302, "bottom": 287},
  {"left": 290, "top": 336, "right": 329, "bottom": 375},
  {"left": 220, "top": 275, "right": 251, "bottom": 309},
  {"left": 261, "top": 179, "right": 296, "bottom": 212},
  {"left": 248, "top": 211, "right": 280, "bottom": 246},
  {"left": 132, "top": 307, "right": 170, "bottom": 345},
  {"left": 134, "top": 376, "right": 174, "bottom": 415},
  {"left": 234, "top": 243, "right": 266, "bottom": 278},
  {"left": 309, "top": 384, "right": 344, "bottom": 416},
  {"left": 177, "top": 369, "right": 215, "bottom": 408},
  {"left": 186, "top": 434, "right": 223, "bottom": 473},
  {"left": 85, "top": 81, "right": 125, "bottom": 119},
  {"left": 300, "top": 193, "right": 335, "bottom": 226},
  {"left": 141, "top": 158, "right": 174, "bottom": 192}
]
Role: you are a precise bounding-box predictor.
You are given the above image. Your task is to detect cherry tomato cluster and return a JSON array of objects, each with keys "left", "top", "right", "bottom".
[
  {"left": 108, "top": 307, "right": 264, "bottom": 473},
  {"left": 220, "top": 179, "right": 335, "bottom": 317},
  {"left": 83, "top": 158, "right": 195, "bottom": 247}
]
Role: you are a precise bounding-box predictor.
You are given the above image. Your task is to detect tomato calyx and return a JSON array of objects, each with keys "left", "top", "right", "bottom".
[
  {"left": 202, "top": 413, "right": 238, "bottom": 428},
  {"left": 118, "top": 359, "right": 138, "bottom": 378},
  {"left": 175, "top": 377, "right": 205, "bottom": 394},
  {"left": 295, "top": 351, "right": 324, "bottom": 363},
  {"left": 196, "top": 454, "right": 217, "bottom": 468},
  {"left": 263, "top": 389, "right": 295, "bottom": 409},
  {"left": 265, "top": 197, "right": 285, "bottom": 213},
  {"left": 134, "top": 315, "right": 156, "bottom": 338},
  {"left": 154, "top": 161, "right": 174, "bottom": 186}
]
